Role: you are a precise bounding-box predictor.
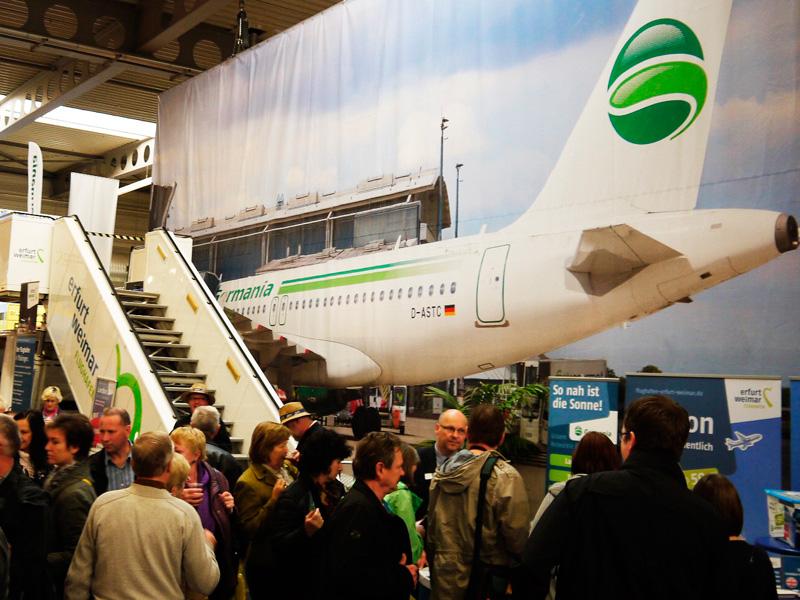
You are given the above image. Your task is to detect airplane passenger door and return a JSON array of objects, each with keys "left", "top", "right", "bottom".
[
  {"left": 476, "top": 245, "right": 509, "bottom": 324},
  {"left": 269, "top": 297, "right": 279, "bottom": 326},
  {"left": 278, "top": 296, "right": 288, "bottom": 325}
]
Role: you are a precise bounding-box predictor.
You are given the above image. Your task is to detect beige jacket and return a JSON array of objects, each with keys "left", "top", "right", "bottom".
[
  {"left": 64, "top": 482, "right": 219, "bottom": 600},
  {"left": 427, "top": 450, "right": 529, "bottom": 600}
]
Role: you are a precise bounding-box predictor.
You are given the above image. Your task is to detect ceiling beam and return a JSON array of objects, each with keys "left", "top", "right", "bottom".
[
  {"left": 139, "top": 0, "right": 231, "bottom": 54},
  {"left": 0, "top": 60, "right": 127, "bottom": 141},
  {"left": 0, "top": 141, "right": 101, "bottom": 160}
]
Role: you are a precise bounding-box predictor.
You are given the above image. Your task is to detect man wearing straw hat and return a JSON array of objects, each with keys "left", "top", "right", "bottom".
[{"left": 171, "top": 382, "right": 232, "bottom": 453}]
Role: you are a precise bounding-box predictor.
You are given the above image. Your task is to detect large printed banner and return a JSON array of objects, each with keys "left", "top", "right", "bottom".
[
  {"left": 547, "top": 377, "right": 619, "bottom": 487},
  {"left": 792, "top": 378, "right": 800, "bottom": 490},
  {"left": 626, "top": 374, "right": 781, "bottom": 541},
  {"left": 155, "top": 0, "right": 799, "bottom": 384}
]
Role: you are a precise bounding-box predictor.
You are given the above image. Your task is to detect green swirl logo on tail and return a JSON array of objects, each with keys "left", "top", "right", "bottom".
[
  {"left": 608, "top": 19, "right": 706, "bottom": 144},
  {"left": 116, "top": 344, "right": 143, "bottom": 438}
]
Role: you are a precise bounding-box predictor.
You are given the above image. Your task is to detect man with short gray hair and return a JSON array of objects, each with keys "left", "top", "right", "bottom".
[
  {"left": 191, "top": 406, "right": 242, "bottom": 489},
  {"left": 65, "top": 431, "right": 219, "bottom": 600}
]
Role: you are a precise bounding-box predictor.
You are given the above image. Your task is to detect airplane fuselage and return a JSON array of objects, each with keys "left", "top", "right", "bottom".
[{"left": 218, "top": 207, "right": 794, "bottom": 386}]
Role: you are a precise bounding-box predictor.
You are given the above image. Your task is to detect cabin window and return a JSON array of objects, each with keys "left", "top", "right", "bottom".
[
  {"left": 371, "top": 291, "right": 375, "bottom": 302},
  {"left": 417, "top": 286, "right": 423, "bottom": 297},
  {"left": 428, "top": 285, "right": 434, "bottom": 296},
  {"left": 398, "top": 288, "right": 403, "bottom": 299},
  {"left": 408, "top": 287, "right": 413, "bottom": 298},
  {"left": 440, "top": 283, "right": 445, "bottom": 295},
  {"left": 354, "top": 294, "right": 359, "bottom": 304},
  {"left": 338, "top": 296, "right": 342, "bottom": 306},
  {"left": 346, "top": 294, "right": 350, "bottom": 304},
  {"left": 450, "top": 282, "right": 457, "bottom": 294},
  {"left": 362, "top": 293, "right": 367, "bottom": 303},
  {"left": 315, "top": 299, "right": 319, "bottom": 308},
  {"left": 380, "top": 290, "right": 385, "bottom": 301},
  {"left": 302, "top": 300, "right": 306, "bottom": 309},
  {"left": 389, "top": 290, "right": 394, "bottom": 300},
  {"left": 323, "top": 298, "right": 327, "bottom": 307}
]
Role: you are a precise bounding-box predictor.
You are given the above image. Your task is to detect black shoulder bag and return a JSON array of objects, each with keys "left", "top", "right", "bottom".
[{"left": 465, "top": 454, "right": 503, "bottom": 600}]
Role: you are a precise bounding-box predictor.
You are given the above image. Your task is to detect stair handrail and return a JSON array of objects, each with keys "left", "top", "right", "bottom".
[
  {"left": 157, "top": 228, "right": 283, "bottom": 412},
  {"left": 48, "top": 215, "right": 175, "bottom": 434}
]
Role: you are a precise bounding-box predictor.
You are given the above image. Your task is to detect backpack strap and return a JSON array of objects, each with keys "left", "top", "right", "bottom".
[{"left": 466, "top": 454, "right": 500, "bottom": 597}]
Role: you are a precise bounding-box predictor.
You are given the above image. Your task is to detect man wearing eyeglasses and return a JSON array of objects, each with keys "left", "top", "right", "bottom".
[
  {"left": 413, "top": 409, "right": 468, "bottom": 519},
  {"left": 521, "top": 395, "right": 731, "bottom": 600}
]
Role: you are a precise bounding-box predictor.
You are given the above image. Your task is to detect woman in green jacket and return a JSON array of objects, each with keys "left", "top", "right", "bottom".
[
  {"left": 233, "top": 421, "right": 296, "bottom": 598},
  {"left": 384, "top": 442, "right": 425, "bottom": 565}
]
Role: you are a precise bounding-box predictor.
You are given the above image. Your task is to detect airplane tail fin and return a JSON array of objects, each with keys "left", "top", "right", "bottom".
[{"left": 507, "top": 0, "right": 732, "bottom": 232}]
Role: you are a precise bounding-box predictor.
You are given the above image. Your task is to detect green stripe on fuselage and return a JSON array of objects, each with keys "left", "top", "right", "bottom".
[
  {"left": 278, "top": 261, "right": 452, "bottom": 294},
  {"left": 280, "top": 256, "right": 440, "bottom": 286}
]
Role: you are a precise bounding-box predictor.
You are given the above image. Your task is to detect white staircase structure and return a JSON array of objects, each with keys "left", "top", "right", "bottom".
[{"left": 23, "top": 213, "right": 281, "bottom": 456}]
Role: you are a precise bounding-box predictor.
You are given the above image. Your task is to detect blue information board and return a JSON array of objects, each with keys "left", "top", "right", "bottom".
[
  {"left": 626, "top": 374, "right": 781, "bottom": 542},
  {"left": 547, "top": 377, "right": 619, "bottom": 487},
  {"left": 791, "top": 378, "right": 800, "bottom": 490},
  {"left": 11, "top": 335, "right": 37, "bottom": 412}
]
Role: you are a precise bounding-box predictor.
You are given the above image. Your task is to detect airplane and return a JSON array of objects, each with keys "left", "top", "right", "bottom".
[
  {"left": 217, "top": 0, "right": 798, "bottom": 388},
  {"left": 724, "top": 431, "right": 763, "bottom": 452}
]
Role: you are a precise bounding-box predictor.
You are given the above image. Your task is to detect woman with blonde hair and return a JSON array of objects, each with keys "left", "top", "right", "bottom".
[
  {"left": 40, "top": 386, "right": 62, "bottom": 422},
  {"left": 171, "top": 427, "right": 237, "bottom": 600},
  {"left": 234, "top": 421, "right": 296, "bottom": 597},
  {"left": 167, "top": 452, "right": 191, "bottom": 498}
]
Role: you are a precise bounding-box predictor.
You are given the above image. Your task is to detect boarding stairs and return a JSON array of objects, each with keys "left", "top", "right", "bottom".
[
  {"left": 118, "top": 288, "right": 245, "bottom": 459},
  {"left": 33, "top": 214, "right": 283, "bottom": 456}
]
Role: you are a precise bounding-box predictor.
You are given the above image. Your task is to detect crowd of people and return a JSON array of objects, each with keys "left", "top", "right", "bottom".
[{"left": 0, "top": 387, "right": 780, "bottom": 600}]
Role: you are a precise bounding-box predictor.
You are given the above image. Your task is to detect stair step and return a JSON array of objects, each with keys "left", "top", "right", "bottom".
[
  {"left": 123, "top": 303, "right": 168, "bottom": 315},
  {"left": 233, "top": 454, "right": 248, "bottom": 469},
  {"left": 128, "top": 314, "right": 175, "bottom": 323},
  {"left": 157, "top": 371, "right": 207, "bottom": 380},
  {"left": 142, "top": 342, "right": 190, "bottom": 350},
  {"left": 149, "top": 356, "right": 198, "bottom": 365},
  {"left": 116, "top": 289, "right": 159, "bottom": 301},
  {"left": 172, "top": 401, "right": 224, "bottom": 414},
  {"left": 164, "top": 383, "right": 210, "bottom": 393},
  {"left": 134, "top": 329, "right": 183, "bottom": 341},
  {"left": 142, "top": 342, "right": 190, "bottom": 358},
  {"left": 230, "top": 437, "right": 244, "bottom": 453},
  {"left": 122, "top": 301, "right": 168, "bottom": 310}
]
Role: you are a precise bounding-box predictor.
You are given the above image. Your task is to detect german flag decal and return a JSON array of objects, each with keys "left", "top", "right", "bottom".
[{"left": 444, "top": 305, "right": 456, "bottom": 316}]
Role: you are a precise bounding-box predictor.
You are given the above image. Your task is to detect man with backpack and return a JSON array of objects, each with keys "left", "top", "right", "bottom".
[{"left": 427, "top": 405, "right": 529, "bottom": 600}]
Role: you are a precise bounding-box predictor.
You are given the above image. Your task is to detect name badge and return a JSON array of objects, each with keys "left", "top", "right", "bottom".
[{"left": 425, "top": 472, "right": 434, "bottom": 481}]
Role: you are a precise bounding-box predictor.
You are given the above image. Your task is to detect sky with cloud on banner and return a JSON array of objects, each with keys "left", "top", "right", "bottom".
[{"left": 158, "top": 0, "right": 799, "bottom": 379}]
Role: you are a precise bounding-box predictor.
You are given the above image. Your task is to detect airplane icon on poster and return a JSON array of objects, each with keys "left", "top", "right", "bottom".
[{"left": 724, "top": 431, "right": 763, "bottom": 452}]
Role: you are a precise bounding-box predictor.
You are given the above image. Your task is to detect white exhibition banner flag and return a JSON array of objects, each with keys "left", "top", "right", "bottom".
[
  {"left": 68, "top": 173, "right": 119, "bottom": 272},
  {"left": 27, "top": 141, "right": 43, "bottom": 214}
]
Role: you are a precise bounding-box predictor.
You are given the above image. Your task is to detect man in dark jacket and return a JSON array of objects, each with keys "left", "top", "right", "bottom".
[
  {"left": 44, "top": 413, "right": 96, "bottom": 598},
  {"left": 88, "top": 408, "right": 133, "bottom": 496},
  {"left": 321, "top": 432, "right": 417, "bottom": 600},
  {"left": 523, "top": 395, "right": 732, "bottom": 600},
  {"left": 413, "top": 409, "right": 468, "bottom": 518},
  {"left": 0, "top": 414, "right": 50, "bottom": 600},
  {"left": 279, "top": 402, "right": 323, "bottom": 462}
]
